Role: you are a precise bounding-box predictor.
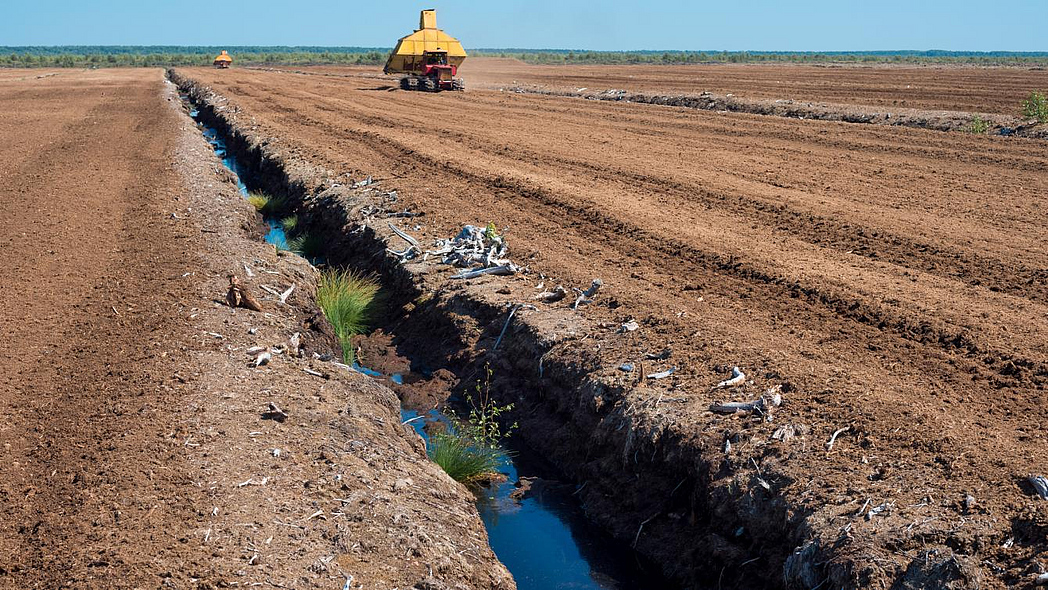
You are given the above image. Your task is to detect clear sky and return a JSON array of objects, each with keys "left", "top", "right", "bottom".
[{"left": 4, "top": 0, "right": 1046, "bottom": 52}]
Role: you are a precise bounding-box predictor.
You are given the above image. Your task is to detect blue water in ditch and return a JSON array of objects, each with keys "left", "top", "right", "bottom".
[
  {"left": 196, "top": 113, "right": 288, "bottom": 249},
  {"left": 189, "top": 102, "right": 662, "bottom": 590}
]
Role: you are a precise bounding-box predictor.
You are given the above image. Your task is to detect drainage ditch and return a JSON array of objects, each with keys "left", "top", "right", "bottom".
[{"left": 179, "top": 88, "right": 675, "bottom": 590}]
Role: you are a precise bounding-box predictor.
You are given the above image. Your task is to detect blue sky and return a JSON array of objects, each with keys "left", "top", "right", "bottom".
[{"left": 5, "top": 1, "right": 1046, "bottom": 51}]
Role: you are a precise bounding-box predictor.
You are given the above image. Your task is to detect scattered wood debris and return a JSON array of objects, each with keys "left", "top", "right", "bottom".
[
  {"left": 426, "top": 224, "right": 520, "bottom": 278},
  {"left": 534, "top": 285, "right": 567, "bottom": 303},
  {"left": 647, "top": 367, "right": 676, "bottom": 380},
  {"left": 572, "top": 278, "right": 603, "bottom": 310},
  {"left": 262, "top": 402, "right": 288, "bottom": 423},
  {"left": 711, "top": 385, "right": 783, "bottom": 416},
  {"left": 1028, "top": 474, "right": 1048, "bottom": 500},
  {"left": 619, "top": 320, "right": 639, "bottom": 333},
  {"left": 226, "top": 274, "right": 263, "bottom": 311},
  {"left": 714, "top": 366, "right": 746, "bottom": 389}
]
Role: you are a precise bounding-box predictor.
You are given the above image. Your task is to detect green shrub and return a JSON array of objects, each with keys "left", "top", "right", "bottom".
[
  {"left": 968, "top": 115, "right": 990, "bottom": 134},
  {"left": 1022, "top": 91, "right": 1048, "bottom": 124},
  {"left": 287, "top": 232, "right": 325, "bottom": 260},
  {"left": 315, "top": 270, "right": 380, "bottom": 364},
  {"left": 246, "top": 192, "right": 287, "bottom": 217}
]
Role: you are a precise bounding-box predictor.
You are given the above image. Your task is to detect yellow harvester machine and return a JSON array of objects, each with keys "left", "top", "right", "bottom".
[
  {"left": 213, "top": 50, "right": 232, "bottom": 69},
  {"left": 384, "top": 9, "right": 466, "bottom": 91}
]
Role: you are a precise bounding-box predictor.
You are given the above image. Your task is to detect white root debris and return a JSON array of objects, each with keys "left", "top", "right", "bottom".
[
  {"left": 279, "top": 283, "right": 296, "bottom": 304},
  {"left": 289, "top": 332, "right": 301, "bottom": 357},
  {"left": 647, "top": 367, "right": 676, "bottom": 380},
  {"left": 572, "top": 278, "right": 603, "bottom": 310},
  {"left": 253, "top": 351, "right": 272, "bottom": 367},
  {"left": 387, "top": 222, "right": 422, "bottom": 260},
  {"left": 826, "top": 426, "right": 850, "bottom": 451},
  {"left": 259, "top": 284, "right": 282, "bottom": 298},
  {"left": 1028, "top": 475, "right": 1048, "bottom": 500},
  {"left": 428, "top": 225, "right": 519, "bottom": 278},
  {"left": 711, "top": 385, "right": 783, "bottom": 415},
  {"left": 451, "top": 264, "right": 516, "bottom": 280},
  {"left": 865, "top": 501, "right": 893, "bottom": 520},
  {"left": 534, "top": 285, "right": 567, "bottom": 303},
  {"left": 714, "top": 366, "right": 746, "bottom": 389}
]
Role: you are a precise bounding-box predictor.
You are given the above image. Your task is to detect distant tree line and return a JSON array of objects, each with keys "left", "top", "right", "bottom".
[
  {"left": 471, "top": 49, "right": 1048, "bottom": 66},
  {"left": 0, "top": 46, "right": 388, "bottom": 68},
  {"left": 3, "top": 47, "right": 1047, "bottom": 68}
]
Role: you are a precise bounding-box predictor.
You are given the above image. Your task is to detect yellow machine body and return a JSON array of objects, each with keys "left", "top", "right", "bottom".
[
  {"left": 213, "top": 50, "right": 232, "bottom": 68},
  {"left": 383, "top": 10, "right": 467, "bottom": 75}
]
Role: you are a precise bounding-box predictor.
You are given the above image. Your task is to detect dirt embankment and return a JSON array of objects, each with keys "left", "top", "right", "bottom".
[
  {"left": 0, "top": 68, "right": 511, "bottom": 589},
  {"left": 171, "top": 66, "right": 1048, "bottom": 589}
]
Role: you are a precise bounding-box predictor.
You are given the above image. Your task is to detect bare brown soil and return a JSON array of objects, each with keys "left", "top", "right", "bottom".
[
  {"left": 291, "top": 59, "right": 1048, "bottom": 116},
  {"left": 0, "top": 69, "right": 511, "bottom": 589},
  {"left": 176, "top": 65, "right": 1048, "bottom": 588},
  {"left": 459, "top": 58, "right": 1048, "bottom": 115}
]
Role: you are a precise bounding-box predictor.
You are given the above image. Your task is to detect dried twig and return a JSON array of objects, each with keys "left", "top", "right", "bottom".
[
  {"left": 714, "top": 366, "right": 746, "bottom": 389},
  {"left": 493, "top": 304, "right": 523, "bottom": 351},
  {"left": 826, "top": 426, "right": 849, "bottom": 451},
  {"left": 451, "top": 264, "right": 516, "bottom": 280}
]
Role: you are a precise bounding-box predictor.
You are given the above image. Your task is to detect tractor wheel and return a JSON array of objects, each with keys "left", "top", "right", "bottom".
[
  {"left": 421, "top": 77, "right": 438, "bottom": 92},
  {"left": 452, "top": 78, "right": 465, "bottom": 91},
  {"left": 400, "top": 77, "right": 411, "bottom": 90}
]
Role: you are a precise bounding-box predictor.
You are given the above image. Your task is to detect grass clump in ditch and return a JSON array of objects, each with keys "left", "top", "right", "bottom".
[
  {"left": 288, "top": 232, "right": 325, "bottom": 260},
  {"left": 429, "top": 364, "right": 516, "bottom": 485},
  {"left": 280, "top": 215, "right": 298, "bottom": 234},
  {"left": 1022, "top": 91, "right": 1048, "bottom": 124},
  {"left": 968, "top": 115, "right": 990, "bottom": 134},
  {"left": 428, "top": 432, "right": 505, "bottom": 485},
  {"left": 246, "top": 191, "right": 288, "bottom": 217},
  {"left": 316, "top": 269, "right": 379, "bottom": 364}
]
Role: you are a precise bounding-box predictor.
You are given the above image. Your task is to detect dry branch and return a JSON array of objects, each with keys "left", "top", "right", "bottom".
[{"left": 226, "top": 275, "right": 263, "bottom": 311}]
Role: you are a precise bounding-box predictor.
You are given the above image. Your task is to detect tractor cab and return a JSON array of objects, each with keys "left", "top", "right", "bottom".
[{"left": 422, "top": 51, "right": 455, "bottom": 83}]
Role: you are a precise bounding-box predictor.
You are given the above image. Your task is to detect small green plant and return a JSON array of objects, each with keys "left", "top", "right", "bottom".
[
  {"left": 968, "top": 115, "right": 990, "bottom": 134},
  {"left": 246, "top": 191, "right": 287, "bottom": 217},
  {"left": 428, "top": 432, "right": 504, "bottom": 485},
  {"left": 287, "top": 232, "right": 325, "bottom": 260},
  {"left": 428, "top": 364, "right": 517, "bottom": 485},
  {"left": 315, "top": 270, "right": 380, "bottom": 364},
  {"left": 280, "top": 215, "right": 298, "bottom": 234},
  {"left": 1022, "top": 91, "right": 1048, "bottom": 124},
  {"left": 464, "top": 363, "right": 517, "bottom": 448}
]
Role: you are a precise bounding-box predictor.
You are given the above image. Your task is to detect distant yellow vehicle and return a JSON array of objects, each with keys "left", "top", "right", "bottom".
[
  {"left": 213, "top": 50, "right": 232, "bottom": 69},
  {"left": 384, "top": 9, "right": 466, "bottom": 91}
]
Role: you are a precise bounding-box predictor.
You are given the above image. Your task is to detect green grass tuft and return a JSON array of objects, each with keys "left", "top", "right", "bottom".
[
  {"left": 280, "top": 215, "right": 298, "bottom": 234},
  {"left": 246, "top": 192, "right": 288, "bottom": 217},
  {"left": 316, "top": 270, "right": 380, "bottom": 364},
  {"left": 428, "top": 432, "right": 504, "bottom": 485},
  {"left": 288, "top": 232, "right": 325, "bottom": 260}
]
